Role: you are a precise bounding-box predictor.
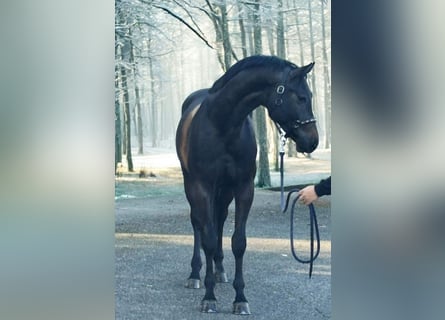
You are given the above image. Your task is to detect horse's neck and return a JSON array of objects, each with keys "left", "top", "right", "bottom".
[{"left": 206, "top": 70, "right": 276, "bottom": 130}]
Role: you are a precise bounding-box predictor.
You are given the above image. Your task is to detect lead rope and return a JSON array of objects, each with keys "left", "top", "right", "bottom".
[
  {"left": 278, "top": 131, "right": 321, "bottom": 278},
  {"left": 279, "top": 131, "right": 286, "bottom": 212},
  {"left": 283, "top": 190, "right": 320, "bottom": 278}
]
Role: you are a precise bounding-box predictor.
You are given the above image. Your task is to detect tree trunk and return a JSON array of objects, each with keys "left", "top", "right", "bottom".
[
  {"left": 270, "top": 0, "right": 285, "bottom": 170},
  {"left": 116, "top": 6, "right": 127, "bottom": 157},
  {"left": 321, "top": 0, "right": 331, "bottom": 148},
  {"left": 115, "top": 31, "right": 122, "bottom": 171},
  {"left": 286, "top": 0, "right": 303, "bottom": 158},
  {"left": 253, "top": 0, "right": 271, "bottom": 187},
  {"left": 205, "top": 1, "right": 225, "bottom": 71},
  {"left": 115, "top": 81, "right": 122, "bottom": 171},
  {"left": 294, "top": 0, "right": 305, "bottom": 66},
  {"left": 276, "top": 0, "right": 285, "bottom": 59},
  {"left": 256, "top": 107, "right": 271, "bottom": 187},
  {"left": 271, "top": 120, "right": 279, "bottom": 172},
  {"left": 135, "top": 84, "right": 143, "bottom": 154},
  {"left": 266, "top": 26, "right": 275, "bottom": 56},
  {"left": 121, "top": 64, "right": 134, "bottom": 171},
  {"left": 120, "top": 65, "right": 126, "bottom": 156},
  {"left": 308, "top": 0, "right": 319, "bottom": 150},
  {"left": 219, "top": 0, "right": 232, "bottom": 70},
  {"left": 237, "top": 1, "right": 248, "bottom": 58},
  {"left": 128, "top": 29, "right": 143, "bottom": 155},
  {"left": 148, "top": 56, "right": 157, "bottom": 147},
  {"left": 160, "top": 79, "right": 166, "bottom": 141}
]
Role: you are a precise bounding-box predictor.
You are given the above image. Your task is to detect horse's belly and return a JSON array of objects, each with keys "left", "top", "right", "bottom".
[{"left": 213, "top": 156, "right": 255, "bottom": 186}]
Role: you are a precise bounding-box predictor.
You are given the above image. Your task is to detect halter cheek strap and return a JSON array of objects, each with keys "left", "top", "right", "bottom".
[
  {"left": 273, "top": 68, "right": 291, "bottom": 107},
  {"left": 274, "top": 85, "right": 286, "bottom": 106}
]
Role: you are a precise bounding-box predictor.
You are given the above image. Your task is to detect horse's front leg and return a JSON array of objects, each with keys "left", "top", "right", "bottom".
[
  {"left": 184, "top": 182, "right": 217, "bottom": 312},
  {"left": 214, "top": 189, "right": 233, "bottom": 283},
  {"left": 189, "top": 186, "right": 218, "bottom": 313},
  {"left": 214, "top": 209, "right": 229, "bottom": 283},
  {"left": 231, "top": 181, "right": 254, "bottom": 315}
]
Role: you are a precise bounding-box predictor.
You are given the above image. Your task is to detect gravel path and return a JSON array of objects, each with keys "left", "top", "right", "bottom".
[{"left": 116, "top": 185, "right": 331, "bottom": 320}]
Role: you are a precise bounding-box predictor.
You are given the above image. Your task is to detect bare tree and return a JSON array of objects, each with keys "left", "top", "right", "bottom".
[
  {"left": 148, "top": 55, "right": 158, "bottom": 147},
  {"left": 114, "top": 0, "right": 330, "bottom": 173},
  {"left": 293, "top": 0, "right": 305, "bottom": 66},
  {"left": 128, "top": 27, "right": 144, "bottom": 155},
  {"left": 276, "top": 0, "right": 286, "bottom": 58},
  {"left": 115, "top": 21, "right": 123, "bottom": 171},
  {"left": 219, "top": 0, "right": 233, "bottom": 69},
  {"left": 252, "top": 0, "right": 271, "bottom": 187},
  {"left": 237, "top": 1, "right": 248, "bottom": 58},
  {"left": 116, "top": 1, "right": 134, "bottom": 171},
  {"left": 321, "top": 0, "right": 331, "bottom": 148},
  {"left": 307, "top": 0, "right": 318, "bottom": 154}
]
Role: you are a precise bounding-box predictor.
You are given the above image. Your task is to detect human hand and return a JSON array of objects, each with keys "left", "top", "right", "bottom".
[{"left": 298, "top": 185, "right": 318, "bottom": 205}]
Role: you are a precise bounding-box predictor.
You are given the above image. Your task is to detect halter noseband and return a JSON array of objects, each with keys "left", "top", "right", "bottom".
[{"left": 291, "top": 118, "right": 317, "bottom": 129}]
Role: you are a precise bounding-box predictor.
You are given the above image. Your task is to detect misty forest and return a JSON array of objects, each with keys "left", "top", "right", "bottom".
[{"left": 115, "top": 0, "right": 331, "bottom": 187}]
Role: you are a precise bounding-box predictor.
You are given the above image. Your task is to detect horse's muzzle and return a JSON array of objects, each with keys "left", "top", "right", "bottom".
[
  {"left": 296, "top": 139, "right": 319, "bottom": 153},
  {"left": 288, "top": 126, "right": 319, "bottom": 153}
]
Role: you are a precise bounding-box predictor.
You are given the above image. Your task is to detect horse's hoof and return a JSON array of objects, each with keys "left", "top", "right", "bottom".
[
  {"left": 215, "top": 271, "right": 229, "bottom": 283},
  {"left": 201, "top": 299, "right": 218, "bottom": 313},
  {"left": 233, "top": 302, "right": 251, "bottom": 315},
  {"left": 184, "top": 278, "right": 201, "bottom": 289}
]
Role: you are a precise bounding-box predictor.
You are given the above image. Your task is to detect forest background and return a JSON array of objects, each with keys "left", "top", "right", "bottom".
[{"left": 115, "top": 0, "right": 331, "bottom": 187}]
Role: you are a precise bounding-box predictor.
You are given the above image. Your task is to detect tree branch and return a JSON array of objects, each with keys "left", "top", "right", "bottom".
[
  {"left": 231, "top": 48, "right": 239, "bottom": 62},
  {"left": 171, "top": 0, "right": 207, "bottom": 38},
  {"left": 179, "top": 0, "right": 215, "bottom": 20},
  {"left": 151, "top": 4, "right": 214, "bottom": 49}
]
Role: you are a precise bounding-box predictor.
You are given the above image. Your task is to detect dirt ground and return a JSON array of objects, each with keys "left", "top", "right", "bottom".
[{"left": 115, "top": 149, "right": 331, "bottom": 319}]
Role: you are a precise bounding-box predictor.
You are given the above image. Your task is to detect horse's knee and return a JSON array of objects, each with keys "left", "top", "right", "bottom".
[
  {"left": 231, "top": 232, "right": 246, "bottom": 258},
  {"left": 214, "top": 248, "right": 224, "bottom": 261},
  {"left": 201, "top": 229, "right": 217, "bottom": 255}
]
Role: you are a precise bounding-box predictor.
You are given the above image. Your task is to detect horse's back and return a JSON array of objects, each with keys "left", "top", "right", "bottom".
[
  {"left": 177, "top": 88, "right": 257, "bottom": 182},
  {"left": 181, "top": 88, "right": 209, "bottom": 114}
]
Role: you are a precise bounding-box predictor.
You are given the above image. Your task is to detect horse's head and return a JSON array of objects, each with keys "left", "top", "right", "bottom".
[{"left": 267, "top": 62, "right": 319, "bottom": 153}]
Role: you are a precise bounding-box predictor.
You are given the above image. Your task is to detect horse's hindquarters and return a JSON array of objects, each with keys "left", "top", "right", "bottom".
[{"left": 176, "top": 104, "right": 202, "bottom": 172}]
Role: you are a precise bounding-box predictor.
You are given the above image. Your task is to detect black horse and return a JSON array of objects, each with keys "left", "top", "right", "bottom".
[{"left": 175, "top": 55, "right": 318, "bottom": 314}]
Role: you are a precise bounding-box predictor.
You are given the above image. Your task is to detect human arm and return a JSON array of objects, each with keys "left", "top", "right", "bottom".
[
  {"left": 314, "top": 176, "right": 331, "bottom": 197},
  {"left": 298, "top": 176, "right": 331, "bottom": 205}
]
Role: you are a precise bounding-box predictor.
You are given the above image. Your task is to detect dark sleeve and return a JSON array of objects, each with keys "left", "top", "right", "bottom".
[{"left": 314, "top": 176, "right": 331, "bottom": 197}]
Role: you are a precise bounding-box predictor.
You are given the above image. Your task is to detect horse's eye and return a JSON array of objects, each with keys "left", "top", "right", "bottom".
[{"left": 298, "top": 96, "right": 308, "bottom": 104}]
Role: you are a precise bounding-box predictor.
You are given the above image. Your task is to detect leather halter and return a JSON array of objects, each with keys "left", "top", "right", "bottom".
[{"left": 272, "top": 68, "right": 316, "bottom": 135}]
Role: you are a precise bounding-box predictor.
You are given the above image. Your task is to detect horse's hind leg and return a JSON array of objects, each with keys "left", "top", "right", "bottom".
[
  {"left": 186, "top": 185, "right": 218, "bottom": 312},
  {"left": 183, "top": 175, "right": 204, "bottom": 289},
  {"left": 185, "top": 215, "right": 202, "bottom": 289},
  {"left": 231, "top": 181, "right": 254, "bottom": 315},
  {"left": 200, "top": 222, "right": 218, "bottom": 313}
]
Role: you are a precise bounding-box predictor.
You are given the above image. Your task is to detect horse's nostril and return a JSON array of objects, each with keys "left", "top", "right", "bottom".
[{"left": 311, "top": 141, "right": 319, "bottom": 151}]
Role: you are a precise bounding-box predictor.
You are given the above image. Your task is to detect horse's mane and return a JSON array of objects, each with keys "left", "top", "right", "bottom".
[{"left": 209, "top": 55, "right": 297, "bottom": 93}]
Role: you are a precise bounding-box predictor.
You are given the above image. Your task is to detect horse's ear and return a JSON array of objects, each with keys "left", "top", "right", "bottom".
[
  {"left": 290, "top": 62, "right": 315, "bottom": 78},
  {"left": 302, "top": 62, "right": 315, "bottom": 74}
]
